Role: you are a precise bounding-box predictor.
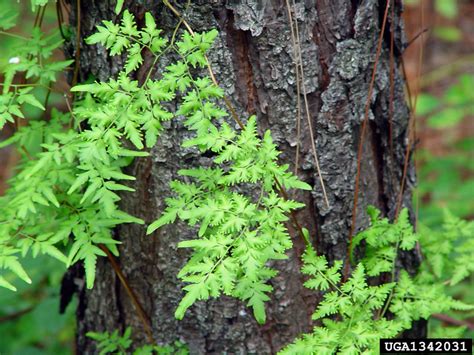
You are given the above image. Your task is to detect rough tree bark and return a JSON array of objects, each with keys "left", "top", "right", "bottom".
[{"left": 65, "top": 0, "right": 424, "bottom": 353}]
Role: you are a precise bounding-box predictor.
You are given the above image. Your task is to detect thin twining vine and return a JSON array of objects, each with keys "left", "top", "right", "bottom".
[
  {"left": 345, "top": 0, "right": 391, "bottom": 280},
  {"left": 284, "top": 0, "right": 329, "bottom": 208}
]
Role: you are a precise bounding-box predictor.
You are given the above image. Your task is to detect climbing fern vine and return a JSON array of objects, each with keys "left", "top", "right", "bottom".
[
  {"left": 281, "top": 208, "right": 473, "bottom": 353},
  {"left": 0, "top": 8, "right": 309, "bottom": 321},
  {"left": 0, "top": 5, "right": 473, "bottom": 354}
]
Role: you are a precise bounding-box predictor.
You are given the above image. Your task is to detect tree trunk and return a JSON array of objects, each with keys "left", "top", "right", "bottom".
[{"left": 67, "top": 0, "right": 423, "bottom": 353}]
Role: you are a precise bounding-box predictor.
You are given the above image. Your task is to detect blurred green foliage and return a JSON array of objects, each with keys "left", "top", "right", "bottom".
[
  {"left": 417, "top": 75, "right": 474, "bottom": 129},
  {"left": 406, "top": 0, "right": 458, "bottom": 18},
  {"left": 434, "top": 0, "right": 458, "bottom": 19},
  {"left": 0, "top": 255, "right": 75, "bottom": 354},
  {"left": 433, "top": 26, "right": 462, "bottom": 43},
  {"left": 416, "top": 74, "right": 474, "bottom": 225},
  {"left": 0, "top": 1, "right": 18, "bottom": 31},
  {"left": 406, "top": 0, "right": 463, "bottom": 43},
  {"left": 414, "top": 10, "right": 474, "bottom": 335}
]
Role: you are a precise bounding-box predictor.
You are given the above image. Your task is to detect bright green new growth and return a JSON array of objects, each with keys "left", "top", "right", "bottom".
[
  {"left": 2, "top": 7, "right": 474, "bottom": 353},
  {"left": 0, "top": 10, "right": 309, "bottom": 322},
  {"left": 281, "top": 207, "right": 474, "bottom": 354},
  {"left": 351, "top": 207, "right": 418, "bottom": 276},
  {"left": 149, "top": 114, "right": 310, "bottom": 323},
  {"left": 81, "top": 10, "right": 310, "bottom": 323},
  {"left": 0, "top": 10, "right": 173, "bottom": 291}
]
